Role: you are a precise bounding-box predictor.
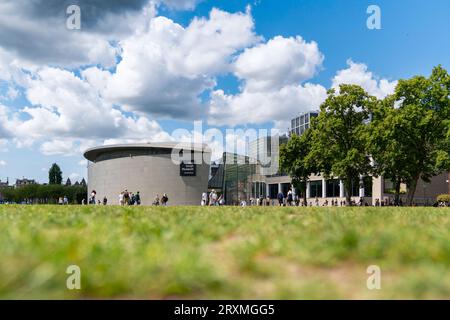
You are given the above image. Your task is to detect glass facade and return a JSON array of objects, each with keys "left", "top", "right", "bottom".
[
  {"left": 290, "top": 111, "right": 318, "bottom": 137},
  {"left": 363, "top": 176, "right": 373, "bottom": 197},
  {"left": 221, "top": 153, "right": 256, "bottom": 205},
  {"left": 269, "top": 184, "right": 279, "bottom": 199},
  {"left": 326, "top": 179, "right": 340, "bottom": 197},
  {"left": 310, "top": 180, "right": 322, "bottom": 198},
  {"left": 251, "top": 181, "right": 267, "bottom": 199}
]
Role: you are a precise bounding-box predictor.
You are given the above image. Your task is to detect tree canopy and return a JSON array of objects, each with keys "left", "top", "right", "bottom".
[
  {"left": 48, "top": 163, "right": 63, "bottom": 185},
  {"left": 308, "top": 84, "right": 376, "bottom": 205}
]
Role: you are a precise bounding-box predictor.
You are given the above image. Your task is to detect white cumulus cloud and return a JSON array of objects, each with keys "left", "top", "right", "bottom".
[{"left": 332, "top": 60, "right": 397, "bottom": 98}]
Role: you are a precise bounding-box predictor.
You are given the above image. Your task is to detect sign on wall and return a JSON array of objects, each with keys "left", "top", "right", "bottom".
[{"left": 180, "top": 162, "right": 196, "bottom": 176}]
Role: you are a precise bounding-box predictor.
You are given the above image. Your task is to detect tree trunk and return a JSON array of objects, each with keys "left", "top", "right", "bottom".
[
  {"left": 394, "top": 179, "right": 401, "bottom": 206},
  {"left": 406, "top": 175, "right": 419, "bottom": 206}
]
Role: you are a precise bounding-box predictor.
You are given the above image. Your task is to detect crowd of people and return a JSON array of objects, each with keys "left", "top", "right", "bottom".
[
  {"left": 83, "top": 189, "right": 172, "bottom": 206},
  {"left": 82, "top": 187, "right": 443, "bottom": 207},
  {"left": 118, "top": 190, "right": 141, "bottom": 206},
  {"left": 152, "top": 193, "right": 169, "bottom": 206},
  {"left": 201, "top": 189, "right": 225, "bottom": 206}
]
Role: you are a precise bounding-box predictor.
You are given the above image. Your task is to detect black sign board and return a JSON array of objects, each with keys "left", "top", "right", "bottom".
[{"left": 180, "top": 162, "right": 196, "bottom": 176}]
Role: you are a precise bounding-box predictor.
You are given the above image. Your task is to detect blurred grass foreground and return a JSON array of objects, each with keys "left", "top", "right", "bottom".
[{"left": 0, "top": 205, "right": 449, "bottom": 299}]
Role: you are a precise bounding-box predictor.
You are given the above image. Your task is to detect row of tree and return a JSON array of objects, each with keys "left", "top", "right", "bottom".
[
  {"left": 1, "top": 184, "right": 87, "bottom": 204},
  {"left": 1, "top": 163, "right": 86, "bottom": 204},
  {"left": 280, "top": 66, "right": 450, "bottom": 206}
]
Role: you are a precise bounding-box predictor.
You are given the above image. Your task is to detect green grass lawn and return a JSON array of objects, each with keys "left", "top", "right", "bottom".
[{"left": 0, "top": 205, "right": 449, "bottom": 299}]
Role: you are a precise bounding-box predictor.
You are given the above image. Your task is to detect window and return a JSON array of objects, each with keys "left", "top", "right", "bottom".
[
  {"left": 349, "top": 179, "right": 360, "bottom": 197},
  {"left": 300, "top": 115, "right": 304, "bottom": 125},
  {"left": 363, "top": 176, "right": 372, "bottom": 197},
  {"left": 269, "top": 184, "right": 279, "bottom": 199},
  {"left": 310, "top": 180, "right": 323, "bottom": 198},
  {"left": 326, "top": 179, "right": 340, "bottom": 197}
]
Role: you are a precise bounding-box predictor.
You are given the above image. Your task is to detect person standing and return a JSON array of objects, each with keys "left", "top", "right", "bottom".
[
  {"left": 90, "top": 190, "right": 97, "bottom": 205},
  {"left": 153, "top": 194, "right": 160, "bottom": 206},
  {"left": 119, "top": 192, "right": 124, "bottom": 206},
  {"left": 135, "top": 191, "right": 141, "bottom": 205},
  {"left": 201, "top": 192, "right": 208, "bottom": 206},
  {"left": 103, "top": 196, "right": 107, "bottom": 205},
  {"left": 123, "top": 190, "right": 130, "bottom": 205}
]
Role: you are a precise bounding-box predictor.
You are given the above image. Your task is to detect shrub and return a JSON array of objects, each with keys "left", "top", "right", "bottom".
[{"left": 436, "top": 194, "right": 450, "bottom": 203}]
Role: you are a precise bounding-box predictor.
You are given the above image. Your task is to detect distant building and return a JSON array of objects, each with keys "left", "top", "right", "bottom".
[
  {"left": 84, "top": 143, "right": 211, "bottom": 205},
  {"left": 0, "top": 179, "right": 8, "bottom": 188},
  {"left": 15, "top": 178, "right": 37, "bottom": 187},
  {"left": 210, "top": 126, "right": 449, "bottom": 206},
  {"left": 65, "top": 178, "right": 72, "bottom": 186}
]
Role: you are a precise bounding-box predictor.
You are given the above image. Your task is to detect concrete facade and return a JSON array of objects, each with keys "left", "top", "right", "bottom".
[{"left": 84, "top": 143, "right": 211, "bottom": 206}]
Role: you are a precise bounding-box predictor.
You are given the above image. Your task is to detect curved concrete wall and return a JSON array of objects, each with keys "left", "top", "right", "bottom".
[{"left": 87, "top": 152, "right": 211, "bottom": 206}]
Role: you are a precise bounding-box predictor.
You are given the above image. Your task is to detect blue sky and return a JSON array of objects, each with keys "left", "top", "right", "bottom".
[{"left": 0, "top": 0, "right": 449, "bottom": 184}]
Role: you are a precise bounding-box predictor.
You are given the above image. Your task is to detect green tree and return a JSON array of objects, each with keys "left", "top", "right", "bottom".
[
  {"left": 309, "top": 84, "right": 375, "bottom": 205},
  {"left": 48, "top": 163, "right": 63, "bottom": 185},
  {"left": 366, "top": 96, "right": 409, "bottom": 205},
  {"left": 280, "top": 129, "right": 317, "bottom": 206},
  {"left": 389, "top": 66, "right": 450, "bottom": 205}
]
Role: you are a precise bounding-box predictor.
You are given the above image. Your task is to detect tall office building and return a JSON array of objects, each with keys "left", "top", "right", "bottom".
[{"left": 290, "top": 111, "right": 319, "bottom": 136}]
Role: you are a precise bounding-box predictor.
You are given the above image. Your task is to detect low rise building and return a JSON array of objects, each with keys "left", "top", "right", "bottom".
[{"left": 209, "top": 111, "right": 449, "bottom": 206}]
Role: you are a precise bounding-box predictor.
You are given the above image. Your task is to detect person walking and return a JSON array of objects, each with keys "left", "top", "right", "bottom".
[
  {"left": 277, "top": 191, "right": 284, "bottom": 206},
  {"left": 161, "top": 193, "right": 169, "bottom": 206},
  {"left": 287, "top": 189, "right": 293, "bottom": 206},
  {"left": 218, "top": 194, "right": 225, "bottom": 206},
  {"left": 209, "top": 190, "right": 218, "bottom": 206}
]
